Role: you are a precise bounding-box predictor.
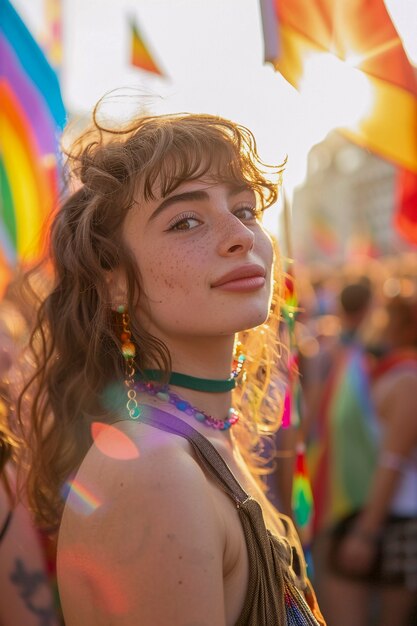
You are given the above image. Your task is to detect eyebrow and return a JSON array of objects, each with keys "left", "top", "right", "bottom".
[{"left": 149, "top": 184, "right": 253, "bottom": 221}]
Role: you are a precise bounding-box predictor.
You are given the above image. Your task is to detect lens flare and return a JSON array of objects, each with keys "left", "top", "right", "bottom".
[
  {"left": 64, "top": 479, "right": 102, "bottom": 516},
  {"left": 91, "top": 422, "right": 140, "bottom": 460},
  {"left": 59, "top": 546, "right": 131, "bottom": 615}
]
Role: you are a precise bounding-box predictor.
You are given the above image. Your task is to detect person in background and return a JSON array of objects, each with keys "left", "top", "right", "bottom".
[
  {"left": 0, "top": 286, "right": 62, "bottom": 625},
  {"left": 334, "top": 294, "right": 417, "bottom": 626},
  {"left": 303, "top": 280, "right": 379, "bottom": 626}
]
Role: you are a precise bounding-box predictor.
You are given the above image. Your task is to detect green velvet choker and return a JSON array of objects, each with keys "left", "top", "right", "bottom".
[{"left": 143, "top": 370, "right": 236, "bottom": 392}]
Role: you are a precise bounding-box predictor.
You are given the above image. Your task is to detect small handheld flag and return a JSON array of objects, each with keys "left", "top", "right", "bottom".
[{"left": 130, "top": 18, "right": 164, "bottom": 77}]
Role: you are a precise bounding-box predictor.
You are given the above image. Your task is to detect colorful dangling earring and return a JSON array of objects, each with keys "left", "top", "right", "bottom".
[
  {"left": 117, "top": 305, "right": 141, "bottom": 420},
  {"left": 231, "top": 340, "right": 246, "bottom": 380}
]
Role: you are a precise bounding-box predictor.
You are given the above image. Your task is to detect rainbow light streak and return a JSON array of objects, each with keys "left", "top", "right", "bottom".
[{"left": 66, "top": 479, "right": 102, "bottom": 516}]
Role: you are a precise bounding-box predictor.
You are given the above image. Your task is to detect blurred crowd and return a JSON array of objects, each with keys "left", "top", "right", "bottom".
[{"left": 293, "top": 252, "right": 417, "bottom": 626}]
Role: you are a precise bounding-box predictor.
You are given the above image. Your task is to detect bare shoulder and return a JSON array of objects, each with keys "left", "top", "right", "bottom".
[
  {"left": 381, "top": 368, "right": 417, "bottom": 444},
  {"left": 58, "top": 418, "right": 226, "bottom": 626},
  {"left": 384, "top": 367, "right": 417, "bottom": 411},
  {"left": 65, "top": 419, "right": 214, "bottom": 520}
]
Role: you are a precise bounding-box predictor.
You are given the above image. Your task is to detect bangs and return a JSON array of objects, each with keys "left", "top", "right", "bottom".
[
  {"left": 132, "top": 116, "right": 281, "bottom": 210},
  {"left": 67, "top": 112, "right": 283, "bottom": 214}
]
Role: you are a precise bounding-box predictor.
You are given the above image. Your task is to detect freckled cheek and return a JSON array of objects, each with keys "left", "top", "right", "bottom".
[{"left": 139, "top": 246, "right": 207, "bottom": 296}]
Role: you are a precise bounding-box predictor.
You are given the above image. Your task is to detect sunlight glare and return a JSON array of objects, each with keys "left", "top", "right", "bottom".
[{"left": 299, "top": 52, "right": 374, "bottom": 139}]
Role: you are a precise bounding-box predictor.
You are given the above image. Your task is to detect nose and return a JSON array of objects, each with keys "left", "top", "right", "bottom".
[{"left": 216, "top": 213, "right": 255, "bottom": 257}]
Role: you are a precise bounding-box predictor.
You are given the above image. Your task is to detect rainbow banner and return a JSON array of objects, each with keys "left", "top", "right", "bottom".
[
  {"left": 260, "top": 0, "right": 417, "bottom": 245},
  {"left": 308, "top": 347, "right": 378, "bottom": 533},
  {"left": 130, "top": 18, "right": 164, "bottom": 77},
  {"left": 0, "top": 0, "right": 66, "bottom": 271}
]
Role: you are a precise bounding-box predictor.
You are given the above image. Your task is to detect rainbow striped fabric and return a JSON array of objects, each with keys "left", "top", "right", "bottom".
[
  {"left": 0, "top": 0, "right": 66, "bottom": 271},
  {"left": 308, "top": 345, "right": 378, "bottom": 533}
]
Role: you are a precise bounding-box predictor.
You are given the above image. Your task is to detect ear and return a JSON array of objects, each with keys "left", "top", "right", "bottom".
[{"left": 105, "top": 267, "right": 128, "bottom": 311}]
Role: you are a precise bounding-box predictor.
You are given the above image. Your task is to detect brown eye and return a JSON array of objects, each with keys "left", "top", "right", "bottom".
[
  {"left": 234, "top": 206, "right": 259, "bottom": 221},
  {"left": 170, "top": 217, "right": 201, "bottom": 231}
]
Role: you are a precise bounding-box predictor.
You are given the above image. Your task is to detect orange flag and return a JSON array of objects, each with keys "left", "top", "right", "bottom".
[
  {"left": 260, "top": 0, "right": 417, "bottom": 244},
  {"left": 129, "top": 18, "right": 164, "bottom": 77}
]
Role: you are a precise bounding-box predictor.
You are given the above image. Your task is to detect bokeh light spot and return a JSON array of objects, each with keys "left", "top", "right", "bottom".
[
  {"left": 91, "top": 422, "right": 140, "bottom": 460},
  {"left": 383, "top": 277, "right": 401, "bottom": 298}
]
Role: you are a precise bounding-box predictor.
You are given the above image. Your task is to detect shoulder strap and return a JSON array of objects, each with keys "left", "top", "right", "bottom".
[{"left": 138, "top": 405, "right": 250, "bottom": 506}]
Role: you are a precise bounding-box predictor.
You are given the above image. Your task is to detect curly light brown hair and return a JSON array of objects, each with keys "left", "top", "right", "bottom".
[{"left": 19, "top": 106, "right": 286, "bottom": 527}]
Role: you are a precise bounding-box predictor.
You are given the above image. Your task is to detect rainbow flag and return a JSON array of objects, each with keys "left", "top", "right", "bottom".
[
  {"left": 310, "top": 212, "right": 339, "bottom": 256},
  {"left": 293, "top": 443, "right": 314, "bottom": 531},
  {"left": 130, "top": 18, "right": 164, "bottom": 77},
  {"left": 308, "top": 346, "right": 378, "bottom": 533},
  {"left": 0, "top": 0, "right": 66, "bottom": 274},
  {"left": 260, "top": 0, "right": 417, "bottom": 245}
]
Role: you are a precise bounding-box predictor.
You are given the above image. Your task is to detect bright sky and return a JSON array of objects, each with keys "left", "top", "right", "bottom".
[{"left": 13, "top": 0, "right": 417, "bottom": 234}]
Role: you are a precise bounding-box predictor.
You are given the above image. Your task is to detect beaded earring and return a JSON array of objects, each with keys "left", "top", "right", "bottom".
[
  {"left": 231, "top": 340, "right": 246, "bottom": 381},
  {"left": 117, "top": 305, "right": 141, "bottom": 420}
]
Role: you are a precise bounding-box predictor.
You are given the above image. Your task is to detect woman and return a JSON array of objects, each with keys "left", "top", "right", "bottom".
[
  {"left": 0, "top": 459, "right": 61, "bottom": 626},
  {"left": 20, "top": 108, "right": 325, "bottom": 625}
]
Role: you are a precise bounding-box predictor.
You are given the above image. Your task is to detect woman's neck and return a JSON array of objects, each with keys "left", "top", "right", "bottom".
[
  {"left": 168, "top": 335, "right": 235, "bottom": 380},
  {"left": 143, "top": 335, "right": 236, "bottom": 440}
]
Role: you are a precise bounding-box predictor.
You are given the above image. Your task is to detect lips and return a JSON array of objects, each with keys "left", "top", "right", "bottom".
[{"left": 211, "top": 264, "right": 266, "bottom": 288}]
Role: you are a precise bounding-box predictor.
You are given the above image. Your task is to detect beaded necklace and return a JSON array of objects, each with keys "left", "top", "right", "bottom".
[{"left": 135, "top": 381, "right": 240, "bottom": 431}]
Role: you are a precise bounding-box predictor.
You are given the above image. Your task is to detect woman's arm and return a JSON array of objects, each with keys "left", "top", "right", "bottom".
[
  {"left": 0, "top": 472, "right": 61, "bottom": 626},
  {"left": 58, "top": 429, "right": 227, "bottom": 626}
]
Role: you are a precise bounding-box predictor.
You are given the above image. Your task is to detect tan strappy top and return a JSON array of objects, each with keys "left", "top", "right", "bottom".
[{"left": 138, "top": 406, "right": 325, "bottom": 626}]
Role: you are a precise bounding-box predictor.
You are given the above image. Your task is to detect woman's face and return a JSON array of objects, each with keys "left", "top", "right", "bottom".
[{"left": 122, "top": 177, "right": 274, "bottom": 343}]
